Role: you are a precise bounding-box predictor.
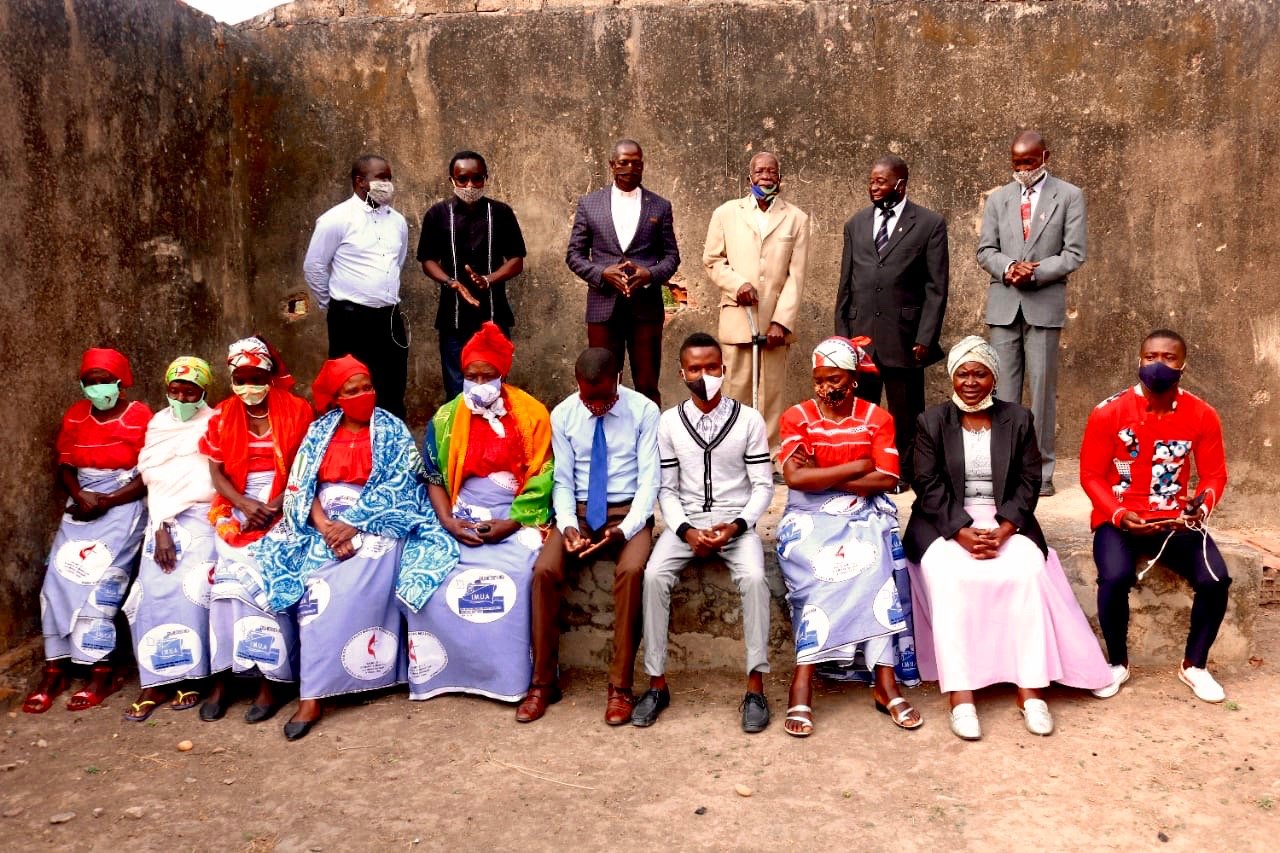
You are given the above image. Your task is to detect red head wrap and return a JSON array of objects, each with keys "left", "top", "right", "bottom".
[
  {"left": 460, "top": 321, "right": 515, "bottom": 378},
  {"left": 311, "top": 355, "right": 371, "bottom": 414},
  {"left": 80, "top": 348, "right": 134, "bottom": 388}
]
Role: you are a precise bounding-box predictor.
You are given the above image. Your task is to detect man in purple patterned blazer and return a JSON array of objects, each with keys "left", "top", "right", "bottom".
[{"left": 566, "top": 139, "right": 681, "bottom": 406}]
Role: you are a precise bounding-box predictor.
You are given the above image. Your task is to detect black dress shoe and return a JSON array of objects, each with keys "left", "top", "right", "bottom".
[
  {"left": 244, "top": 703, "right": 281, "bottom": 724},
  {"left": 199, "top": 698, "right": 228, "bottom": 722},
  {"left": 740, "top": 692, "right": 770, "bottom": 733},
  {"left": 630, "top": 687, "right": 671, "bottom": 727},
  {"left": 1039, "top": 480, "right": 1056, "bottom": 497},
  {"left": 283, "top": 718, "right": 318, "bottom": 741}
]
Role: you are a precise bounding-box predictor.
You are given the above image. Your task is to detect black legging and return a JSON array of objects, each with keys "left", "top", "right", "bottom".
[{"left": 1093, "top": 523, "right": 1231, "bottom": 668}]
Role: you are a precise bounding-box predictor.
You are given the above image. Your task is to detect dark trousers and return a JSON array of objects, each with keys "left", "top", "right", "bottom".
[
  {"left": 587, "top": 304, "right": 663, "bottom": 407},
  {"left": 854, "top": 365, "right": 925, "bottom": 482},
  {"left": 438, "top": 325, "right": 512, "bottom": 402},
  {"left": 327, "top": 300, "right": 408, "bottom": 420},
  {"left": 1093, "top": 523, "right": 1231, "bottom": 668},
  {"left": 529, "top": 505, "right": 653, "bottom": 690}
]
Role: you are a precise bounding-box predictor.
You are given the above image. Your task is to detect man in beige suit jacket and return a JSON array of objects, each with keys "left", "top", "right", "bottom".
[{"left": 703, "top": 152, "right": 810, "bottom": 450}]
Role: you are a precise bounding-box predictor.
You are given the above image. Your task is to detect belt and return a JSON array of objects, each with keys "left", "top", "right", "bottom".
[{"left": 332, "top": 299, "right": 398, "bottom": 314}]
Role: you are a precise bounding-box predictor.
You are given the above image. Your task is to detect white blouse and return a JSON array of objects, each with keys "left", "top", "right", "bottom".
[{"left": 962, "top": 428, "right": 996, "bottom": 505}]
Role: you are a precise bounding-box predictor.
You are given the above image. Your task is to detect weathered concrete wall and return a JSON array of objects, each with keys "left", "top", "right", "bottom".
[
  {"left": 237, "top": 0, "right": 1280, "bottom": 529},
  {"left": 0, "top": 0, "right": 297, "bottom": 649}
]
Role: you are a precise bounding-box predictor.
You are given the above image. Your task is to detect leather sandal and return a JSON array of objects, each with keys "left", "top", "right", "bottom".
[
  {"left": 784, "top": 704, "right": 814, "bottom": 738},
  {"left": 876, "top": 696, "right": 923, "bottom": 730},
  {"left": 515, "top": 684, "right": 562, "bottom": 723}
]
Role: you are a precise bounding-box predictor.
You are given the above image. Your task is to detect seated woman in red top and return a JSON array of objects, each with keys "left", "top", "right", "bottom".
[
  {"left": 775, "top": 337, "right": 921, "bottom": 738},
  {"left": 25, "top": 348, "right": 151, "bottom": 714},
  {"left": 1080, "top": 329, "right": 1231, "bottom": 704},
  {"left": 199, "top": 336, "right": 312, "bottom": 725}
]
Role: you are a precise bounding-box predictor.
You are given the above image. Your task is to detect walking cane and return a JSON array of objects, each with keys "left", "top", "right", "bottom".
[{"left": 745, "top": 305, "right": 765, "bottom": 411}]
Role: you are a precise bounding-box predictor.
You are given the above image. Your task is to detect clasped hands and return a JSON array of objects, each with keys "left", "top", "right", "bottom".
[
  {"left": 563, "top": 524, "right": 626, "bottom": 559},
  {"left": 602, "top": 261, "right": 652, "bottom": 297},
  {"left": 1004, "top": 260, "right": 1040, "bottom": 289},
  {"left": 445, "top": 516, "right": 520, "bottom": 547},
  {"left": 682, "top": 523, "right": 739, "bottom": 558},
  {"left": 955, "top": 522, "right": 1016, "bottom": 560}
]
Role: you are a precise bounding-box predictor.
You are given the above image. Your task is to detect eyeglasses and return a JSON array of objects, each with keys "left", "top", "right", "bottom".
[{"left": 452, "top": 175, "right": 487, "bottom": 187}]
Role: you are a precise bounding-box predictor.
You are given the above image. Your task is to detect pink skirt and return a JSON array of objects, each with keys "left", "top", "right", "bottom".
[{"left": 908, "top": 504, "right": 1112, "bottom": 693}]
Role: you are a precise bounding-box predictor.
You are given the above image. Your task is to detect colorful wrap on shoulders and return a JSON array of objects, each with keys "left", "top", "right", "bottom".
[
  {"left": 204, "top": 390, "right": 313, "bottom": 546},
  {"left": 424, "top": 385, "right": 554, "bottom": 527},
  {"left": 253, "top": 408, "right": 460, "bottom": 613}
]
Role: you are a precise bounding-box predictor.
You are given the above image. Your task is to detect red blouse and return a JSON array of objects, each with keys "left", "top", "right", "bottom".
[
  {"left": 460, "top": 411, "right": 526, "bottom": 481},
  {"left": 56, "top": 400, "right": 153, "bottom": 470},
  {"left": 778, "top": 398, "right": 900, "bottom": 477},
  {"left": 318, "top": 426, "right": 373, "bottom": 485}
]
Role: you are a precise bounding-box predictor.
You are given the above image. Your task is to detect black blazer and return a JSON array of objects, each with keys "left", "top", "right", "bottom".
[
  {"left": 903, "top": 399, "right": 1047, "bottom": 562},
  {"left": 834, "top": 200, "right": 949, "bottom": 368},
  {"left": 565, "top": 186, "right": 681, "bottom": 324}
]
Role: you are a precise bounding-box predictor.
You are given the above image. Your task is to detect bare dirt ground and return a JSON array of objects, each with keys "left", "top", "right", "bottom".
[{"left": 2, "top": 605, "right": 1278, "bottom": 852}]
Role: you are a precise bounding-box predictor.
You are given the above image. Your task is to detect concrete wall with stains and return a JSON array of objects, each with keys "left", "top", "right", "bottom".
[
  {"left": 239, "top": 0, "right": 1280, "bottom": 518},
  {"left": 0, "top": 0, "right": 297, "bottom": 649}
]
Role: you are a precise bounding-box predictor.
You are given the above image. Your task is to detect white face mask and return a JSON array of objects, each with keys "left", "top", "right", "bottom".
[
  {"left": 454, "top": 185, "right": 485, "bottom": 205},
  {"left": 366, "top": 179, "right": 395, "bottom": 206},
  {"left": 462, "top": 378, "right": 506, "bottom": 436},
  {"left": 232, "top": 383, "right": 269, "bottom": 407},
  {"left": 682, "top": 370, "right": 724, "bottom": 403}
]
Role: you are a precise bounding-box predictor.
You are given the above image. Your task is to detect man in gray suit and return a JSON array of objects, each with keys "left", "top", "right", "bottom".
[{"left": 977, "top": 131, "right": 1087, "bottom": 496}]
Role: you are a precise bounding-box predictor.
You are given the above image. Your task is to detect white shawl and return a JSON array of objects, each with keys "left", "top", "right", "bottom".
[{"left": 137, "top": 406, "right": 217, "bottom": 531}]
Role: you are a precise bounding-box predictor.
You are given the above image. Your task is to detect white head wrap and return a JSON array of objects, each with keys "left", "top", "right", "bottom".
[
  {"left": 947, "top": 335, "right": 1000, "bottom": 412},
  {"left": 812, "top": 336, "right": 875, "bottom": 373},
  {"left": 227, "top": 337, "right": 274, "bottom": 372}
]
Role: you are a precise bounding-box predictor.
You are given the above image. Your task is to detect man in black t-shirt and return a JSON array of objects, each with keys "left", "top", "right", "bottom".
[{"left": 418, "top": 151, "right": 527, "bottom": 400}]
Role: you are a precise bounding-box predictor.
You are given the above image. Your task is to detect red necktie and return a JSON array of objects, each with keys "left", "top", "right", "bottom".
[{"left": 1021, "top": 189, "right": 1033, "bottom": 240}]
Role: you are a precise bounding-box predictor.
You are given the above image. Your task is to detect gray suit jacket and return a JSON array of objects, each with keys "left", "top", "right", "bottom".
[{"left": 976, "top": 174, "right": 1086, "bottom": 328}]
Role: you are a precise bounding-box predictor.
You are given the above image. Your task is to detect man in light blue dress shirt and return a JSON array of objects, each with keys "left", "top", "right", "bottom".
[{"left": 517, "top": 348, "right": 661, "bottom": 725}]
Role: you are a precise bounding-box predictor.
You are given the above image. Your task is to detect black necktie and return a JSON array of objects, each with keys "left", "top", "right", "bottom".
[{"left": 876, "top": 209, "right": 893, "bottom": 255}]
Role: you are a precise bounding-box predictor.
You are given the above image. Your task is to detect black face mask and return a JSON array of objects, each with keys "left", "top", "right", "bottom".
[{"left": 1139, "top": 361, "right": 1182, "bottom": 394}]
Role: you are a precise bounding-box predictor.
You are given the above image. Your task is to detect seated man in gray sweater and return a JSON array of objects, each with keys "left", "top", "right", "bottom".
[{"left": 633, "top": 333, "right": 776, "bottom": 732}]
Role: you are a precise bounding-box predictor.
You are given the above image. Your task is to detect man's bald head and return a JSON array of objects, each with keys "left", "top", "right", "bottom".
[{"left": 1010, "top": 131, "right": 1049, "bottom": 173}]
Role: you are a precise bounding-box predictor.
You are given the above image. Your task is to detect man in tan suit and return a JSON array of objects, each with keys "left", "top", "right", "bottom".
[{"left": 703, "top": 152, "right": 810, "bottom": 450}]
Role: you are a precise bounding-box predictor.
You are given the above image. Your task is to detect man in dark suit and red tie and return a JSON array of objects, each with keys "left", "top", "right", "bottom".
[
  {"left": 566, "top": 139, "right": 681, "bottom": 406},
  {"left": 834, "top": 154, "right": 949, "bottom": 487}
]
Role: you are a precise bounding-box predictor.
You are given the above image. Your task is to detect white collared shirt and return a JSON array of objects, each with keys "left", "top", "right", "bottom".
[
  {"left": 1022, "top": 171, "right": 1048, "bottom": 227},
  {"left": 303, "top": 194, "right": 408, "bottom": 311},
  {"left": 870, "top": 194, "right": 907, "bottom": 242},
  {"left": 754, "top": 197, "right": 774, "bottom": 237},
  {"left": 611, "top": 184, "right": 642, "bottom": 252}
]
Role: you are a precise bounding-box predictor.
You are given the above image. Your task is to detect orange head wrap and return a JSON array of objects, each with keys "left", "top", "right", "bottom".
[
  {"left": 80, "top": 348, "right": 134, "bottom": 388},
  {"left": 460, "top": 321, "right": 515, "bottom": 378},
  {"left": 311, "top": 355, "right": 371, "bottom": 414}
]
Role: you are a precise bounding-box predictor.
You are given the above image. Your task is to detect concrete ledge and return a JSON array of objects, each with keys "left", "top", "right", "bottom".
[{"left": 560, "top": 476, "right": 1264, "bottom": 672}]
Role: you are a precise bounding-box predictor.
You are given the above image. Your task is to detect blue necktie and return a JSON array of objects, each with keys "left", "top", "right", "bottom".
[{"left": 586, "top": 415, "right": 609, "bottom": 531}]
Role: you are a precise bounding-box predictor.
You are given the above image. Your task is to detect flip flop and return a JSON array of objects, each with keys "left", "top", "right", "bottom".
[
  {"left": 876, "top": 696, "right": 924, "bottom": 730},
  {"left": 123, "top": 699, "right": 160, "bottom": 723},
  {"left": 170, "top": 690, "right": 200, "bottom": 712},
  {"left": 66, "top": 665, "right": 120, "bottom": 711},
  {"left": 22, "top": 667, "right": 67, "bottom": 714},
  {"left": 784, "top": 704, "right": 814, "bottom": 738}
]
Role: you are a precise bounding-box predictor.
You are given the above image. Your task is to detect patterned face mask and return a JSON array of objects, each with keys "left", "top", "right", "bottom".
[
  {"left": 453, "top": 184, "right": 485, "bottom": 205},
  {"left": 582, "top": 395, "right": 618, "bottom": 418},
  {"left": 366, "top": 179, "right": 395, "bottom": 206},
  {"left": 1013, "top": 162, "right": 1047, "bottom": 189}
]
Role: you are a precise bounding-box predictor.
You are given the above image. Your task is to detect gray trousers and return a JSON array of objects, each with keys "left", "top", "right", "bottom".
[
  {"left": 989, "top": 311, "right": 1060, "bottom": 484},
  {"left": 642, "top": 526, "right": 771, "bottom": 676}
]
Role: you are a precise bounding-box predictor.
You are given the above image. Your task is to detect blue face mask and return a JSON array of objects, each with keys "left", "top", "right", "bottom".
[
  {"left": 81, "top": 381, "right": 120, "bottom": 411},
  {"left": 751, "top": 182, "right": 779, "bottom": 203},
  {"left": 1139, "top": 361, "right": 1182, "bottom": 394}
]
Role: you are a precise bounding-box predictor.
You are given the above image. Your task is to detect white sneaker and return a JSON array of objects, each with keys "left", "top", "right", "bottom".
[
  {"left": 1179, "top": 665, "right": 1226, "bottom": 703},
  {"left": 949, "top": 703, "right": 981, "bottom": 740},
  {"left": 1020, "top": 698, "right": 1054, "bottom": 736},
  {"left": 1091, "top": 664, "right": 1130, "bottom": 699}
]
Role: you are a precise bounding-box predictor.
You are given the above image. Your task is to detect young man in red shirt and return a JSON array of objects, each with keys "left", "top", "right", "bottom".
[{"left": 1079, "top": 329, "right": 1230, "bottom": 703}]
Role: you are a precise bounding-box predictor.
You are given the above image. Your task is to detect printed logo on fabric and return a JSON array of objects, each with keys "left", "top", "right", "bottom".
[
  {"left": 145, "top": 522, "right": 192, "bottom": 563},
  {"left": 320, "top": 485, "right": 362, "bottom": 520},
  {"left": 814, "top": 539, "right": 878, "bottom": 583},
  {"left": 93, "top": 567, "right": 130, "bottom": 610},
  {"left": 775, "top": 513, "right": 814, "bottom": 560},
  {"left": 72, "top": 617, "right": 116, "bottom": 656},
  {"left": 357, "top": 534, "right": 396, "bottom": 559},
  {"left": 873, "top": 577, "right": 907, "bottom": 630},
  {"left": 233, "top": 616, "right": 286, "bottom": 670},
  {"left": 818, "top": 495, "right": 865, "bottom": 516},
  {"left": 341, "top": 627, "right": 398, "bottom": 681},
  {"left": 183, "top": 562, "right": 215, "bottom": 608},
  {"left": 121, "top": 581, "right": 142, "bottom": 624},
  {"left": 140, "top": 623, "right": 203, "bottom": 677},
  {"left": 296, "top": 578, "right": 332, "bottom": 627},
  {"left": 487, "top": 471, "right": 520, "bottom": 493},
  {"left": 795, "top": 604, "right": 830, "bottom": 654},
  {"left": 55, "top": 539, "right": 115, "bottom": 585},
  {"left": 407, "top": 630, "right": 448, "bottom": 684},
  {"left": 445, "top": 569, "right": 518, "bottom": 624}
]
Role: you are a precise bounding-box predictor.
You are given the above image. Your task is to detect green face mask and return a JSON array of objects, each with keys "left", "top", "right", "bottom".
[
  {"left": 81, "top": 381, "right": 121, "bottom": 411},
  {"left": 167, "top": 395, "right": 207, "bottom": 423}
]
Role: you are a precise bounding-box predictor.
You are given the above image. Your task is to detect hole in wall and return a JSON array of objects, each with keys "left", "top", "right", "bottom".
[{"left": 282, "top": 291, "right": 310, "bottom": 322}]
